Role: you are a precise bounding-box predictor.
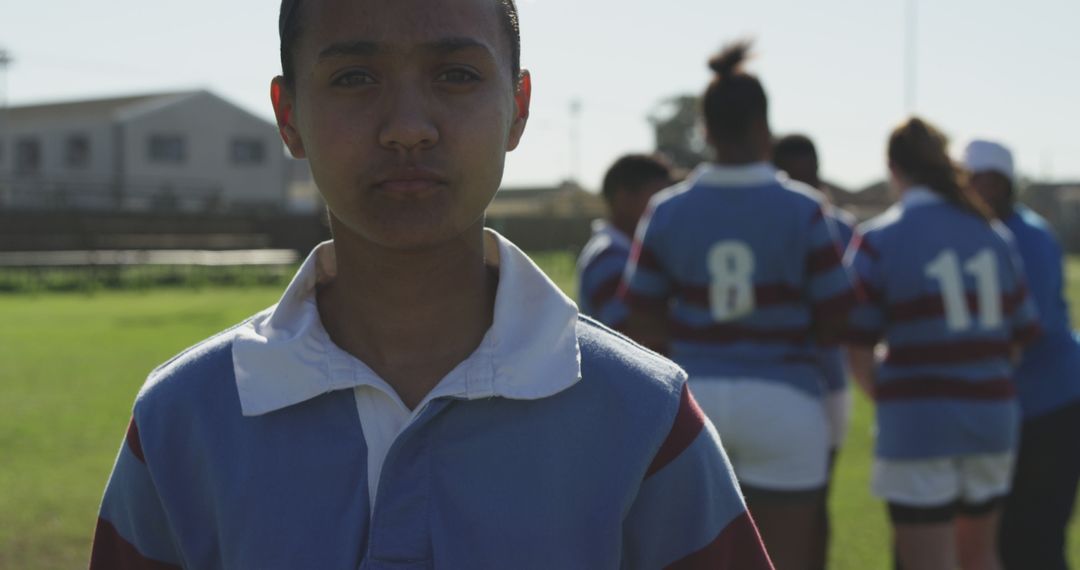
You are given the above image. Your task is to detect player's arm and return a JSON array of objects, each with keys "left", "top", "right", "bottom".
[
  {"left": 805, "top": 208, "right": 859, "bottom": 344},
  {"left": 621, "top": 384, "right": 774, "bottom": 569},
  {"left": 90, "top": 416, "right": 182, "bottom": 569},
  {"left": 837, "top": 230, "right": 886, "bottom": 397},
  {"left": 620, "top": 206, "right": 673, "bottom": 354}
]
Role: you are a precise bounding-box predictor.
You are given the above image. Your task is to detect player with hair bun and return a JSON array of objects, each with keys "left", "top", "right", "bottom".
[
  {"left": 622, "top": 41, "right": 857, "bottom": 570},
  {"left": 844, "top": 119, "right": 1040, "bottom": 570}
]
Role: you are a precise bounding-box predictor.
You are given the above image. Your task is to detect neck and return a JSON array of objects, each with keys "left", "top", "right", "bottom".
[
  {"left": 317, "top": 220, "right": 497, "bottom": 409},
  {"left": 712, "top": 143, "right": 767, "bottom": 166}
]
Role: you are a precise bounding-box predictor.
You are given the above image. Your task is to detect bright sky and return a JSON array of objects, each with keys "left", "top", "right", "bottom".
[{"left": 2, "top": 0, "right": 1078, "bottom": 191}]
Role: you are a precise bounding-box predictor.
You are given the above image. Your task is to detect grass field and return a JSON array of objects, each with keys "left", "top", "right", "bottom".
[{"left": 1, "top": 254, "right": 1078, "bottom": 569}]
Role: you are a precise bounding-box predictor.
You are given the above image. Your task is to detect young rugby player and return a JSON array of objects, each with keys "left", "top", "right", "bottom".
[
  {"left": 577, "top": 154, "right": 673, "bottom": 332},
  {"left": 88, "top": 1, "right": 774, "bottom": 567},
  {"left": 962, "top": 139, "right": 1080, "bottom": 570},
  {"left": 621, "top": 42, "right": 856, "bottom": 570},
  {"left": 845, "top": 120, "right": 1040, "bottom": 570},
  {"left": 773, "top": 133, "right": 857, "bottom": 570}
]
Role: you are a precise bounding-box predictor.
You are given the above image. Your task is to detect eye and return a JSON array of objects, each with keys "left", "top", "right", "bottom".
[
  {"left": 331, "top": 70, "right": 377, "bottom": 88},
  {"left": 437, "top": 68, "right": 482, "bottom": 84}
]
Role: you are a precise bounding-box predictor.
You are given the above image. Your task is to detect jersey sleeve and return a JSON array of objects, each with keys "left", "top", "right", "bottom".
[
  {"left": 804, "top": 207, "right": 859, "bottom": 322},
  {"left": 1001, "top": 243, "right": 1042, "bottom": 346},
  {"left": 579, "top": 247, "right": 631, "bottom": 330},
  {"left": 842, "top": 230, "right": 886, "bottom": 346},
  {"left": 621, "top": 384, "right": 774, "bottom": 569},
  {"left": 620, "top": 205, "right": 673, "bottom": 315},
  {"left": 90, "top": 416, "right": 182, "bottom": 569}
]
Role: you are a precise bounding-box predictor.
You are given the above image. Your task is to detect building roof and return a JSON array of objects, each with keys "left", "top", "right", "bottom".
[{"left": 5, "top": 91, "right": 200, "bottom": 124}]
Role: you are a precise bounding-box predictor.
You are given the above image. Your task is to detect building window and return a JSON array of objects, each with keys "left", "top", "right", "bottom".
[
  {"left": 231, "top": 137, "right": 266, "bottom": 165},
  {"left": 66, "top": 134, "right": 91, "bottom": 169},
  {"left": 148, "top": 134, "right": 186, "bottom": 164},
  {"left": 15, "top": 138, "right": 41, "bottom": 175}
]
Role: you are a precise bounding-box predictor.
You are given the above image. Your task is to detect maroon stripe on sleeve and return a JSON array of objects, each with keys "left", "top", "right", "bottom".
[
  {"left": 668, "top": 322, "right": 810, "bottom": 345},
  {"left": 675, "top": 282, "right": 802, "bottom": 309},
  {"left": 812, "top": 290, "right": 859, "bottom": 320},
  {"left": 1013, "top": 322, "right": 1042, "bottom": 346},
  {"left": 837, "top": 327, "right": 882, "bottom": 346},
  {"left": 885, "top": 340, "right": 1012, "bottom": 366},
  {"left": 126, "top": 416, "right": 145, "bottom": 464},
  {"left": 645, "top": 384, "right": 706, "bottom": 479},
  {"left": 806, "top": 243, "right": 843, "bottom": 275},
  {"left": 90, "top": 517, "right": 181, "bottom": 570},
  {"left": 665, "top": 511, "right": 775, "bottom": 570},
  {"left": 589, "top": 275, "right": 624, "bottom": 311},
  {"left": 1003, "top": 285, "right": 1029, "bottom": 315},
  {"left": 875, "top": 377, "right": 1015, "bottom": 402},
  {"left": 631, "top": 241, "right": 664, "bottom": 273},
  {"left": 850, "top": 233, "right": 880, "bottom": 260}
]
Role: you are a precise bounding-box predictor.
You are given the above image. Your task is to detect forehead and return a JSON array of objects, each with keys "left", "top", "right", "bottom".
[{"left": 299, "top": 0, "right": 506, "bottom": 58}]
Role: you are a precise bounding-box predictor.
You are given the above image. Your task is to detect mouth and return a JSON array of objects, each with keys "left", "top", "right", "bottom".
[{"left": 373, "top": 167, "right": 449, "bottom": 196}]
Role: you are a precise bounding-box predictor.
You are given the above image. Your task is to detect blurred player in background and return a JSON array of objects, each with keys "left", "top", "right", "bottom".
[
  {"left": 963, "top": 139, "right": 1080, "bottom": 570},
  {"left": 621, "top": 42, "right": 857, "bottom": 570},
  {"left": 577, "top": 154, "right": 673, "bottom": 332},
  {"left": 774, "top": 133, "right": 856, "bottom": 570},
  {"left": 845, "top": 119, "right": 1039, "bottom": 570}
]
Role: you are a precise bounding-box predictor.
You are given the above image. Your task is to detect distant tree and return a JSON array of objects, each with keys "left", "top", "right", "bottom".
[{"left": 648, "top": 95, "right": 709, "bottom": 171}]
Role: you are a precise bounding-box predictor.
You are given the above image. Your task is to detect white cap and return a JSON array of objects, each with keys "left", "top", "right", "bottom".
[{"left": 962, "top": 139, "right": 1015, "bottom": 182}]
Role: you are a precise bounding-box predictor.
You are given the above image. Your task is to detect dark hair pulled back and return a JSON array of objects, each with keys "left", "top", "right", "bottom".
[
  {"left": 888, "top": 117, "right": 992, "bottom": 220},
  {"left": 703, "top": 41, "right": 768, "bottom": 145}
]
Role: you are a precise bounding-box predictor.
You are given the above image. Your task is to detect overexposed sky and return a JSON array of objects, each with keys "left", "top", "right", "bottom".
[{"left": 2, "top": 0, "right": 1078, "bottom": 191}]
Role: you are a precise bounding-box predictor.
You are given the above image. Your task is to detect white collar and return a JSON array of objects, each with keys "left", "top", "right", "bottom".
[
  {"left": 690, "top": 161, "right": 782, "bottom": 187},
  {"left": 232, "top": 229, "right": 582, "bottom": 416},
  {"left": 590, "top": 219, "right": 632, "bottom": 251},
  {"left": 900, "top": 185, "right": 945, "bottom": 209}
]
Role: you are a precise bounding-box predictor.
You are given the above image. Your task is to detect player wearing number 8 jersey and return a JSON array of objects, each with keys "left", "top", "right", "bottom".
[
  {"left": 844, "top": 118, "right": 1040, "bottom": 570},
  {"left": 621, "top": 41, "right": 857, "bottom": 570}
]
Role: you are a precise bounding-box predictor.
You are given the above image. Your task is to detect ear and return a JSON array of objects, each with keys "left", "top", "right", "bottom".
[
  {"left": 506, "top": 70, "right": 532, "bottom": 152},
  {"left": 271, "top": 77, "right": 306, "bottom": 159}
]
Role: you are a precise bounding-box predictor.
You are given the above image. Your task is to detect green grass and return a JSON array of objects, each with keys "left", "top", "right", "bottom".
[{"left": 0, "top": 254, "right": 1078, "bottom": 568}]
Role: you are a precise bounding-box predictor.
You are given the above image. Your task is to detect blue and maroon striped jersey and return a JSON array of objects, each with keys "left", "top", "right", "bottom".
[
  {"left": 818, "top": 208, "right": 857, "bottom": 394},
  {"left": 90, "top": 235, "right": 775, "bottom": 569},
  {"left": 577, "top": 220, "right": 632, "bottom": 330},
  {"left": 1003, "top": 206, "right": 1080, "bottom": 419},
  {"left": 845, "top": 187, "right": 1040, "bottom": 459},
  {"left": 621, "top": 163, "right": 857, "bottom": 396}
]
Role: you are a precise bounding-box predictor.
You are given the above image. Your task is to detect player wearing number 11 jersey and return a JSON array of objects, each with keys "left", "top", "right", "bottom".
[
  {"left": 621, "top": 41, "right": 857, "bottom": 570},
  {"left": 844, "top": 118, "right": 1040, "bottom": 570}
]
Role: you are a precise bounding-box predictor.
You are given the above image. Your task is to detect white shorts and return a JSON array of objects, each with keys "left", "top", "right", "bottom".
[
  {"left": 689, "top": 377, "right": 829, "bottom": 492},
  {"left": 824, "top": 389, "right": 852, "bottom": 449},
  {"left": 872, "top": 453, "right": 1015, "bottom": 507}
]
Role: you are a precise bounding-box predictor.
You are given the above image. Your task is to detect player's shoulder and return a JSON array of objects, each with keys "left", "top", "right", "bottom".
[
  {"left": 575, "top": 314, "right": 687, "bottom": 413},
  {"left": 1007, "top": 206, "right": 1058, "bottom": 244},
  {"left": 855, "top": 203, "right": 904, "bottom": 239},
  {"left": 578, "top": 223, "right": 630, "bottom": 271},
  {"left": 776, "top": 175, "right": 828, "bottom": 205},
  {"left": 133, "top": 307, "right": 271, "bottom": 413}
]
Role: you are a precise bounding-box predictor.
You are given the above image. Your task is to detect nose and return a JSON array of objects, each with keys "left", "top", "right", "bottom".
[{"left": 378, "top": 86, "right": 439, "bottom": 152}]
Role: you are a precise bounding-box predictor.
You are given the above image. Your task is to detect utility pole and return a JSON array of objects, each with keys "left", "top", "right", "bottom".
[
  {"left": 905, "top": 0, "right": 918, "bottom": 114},
  {"left": 569, "top": 98, "right": 582, "bottom": 184},
  {"left": 0, "top": 48, "right": 12, "bottom": 206}
]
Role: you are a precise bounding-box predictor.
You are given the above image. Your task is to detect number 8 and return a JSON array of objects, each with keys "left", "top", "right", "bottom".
[{"left": 708, "top": 241, "right": 756, "bottom": 322}]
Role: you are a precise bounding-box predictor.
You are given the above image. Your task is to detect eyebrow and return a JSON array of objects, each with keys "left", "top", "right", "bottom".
[{"left": 317, "top": 37, "right": 493, "bottom": 61}]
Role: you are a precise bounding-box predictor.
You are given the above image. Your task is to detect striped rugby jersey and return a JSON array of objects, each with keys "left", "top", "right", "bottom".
[
  {"left": 90, "top": 231, "right": 774, "bottom": 570},
  {"left": 845, "top": 187, "right": 1041, "bottom": 459},
  {"left": 577, "top": 219, "right": 632, "bottom": 330},
  {"left": 621, "top": 162, "right": 858, "bottom": 396},
  {"left": 818, "top": 208, "right": 857, "bottom": 395},
  {"left": 1004, "top": 206, "right": 1080, "bottom": 419}
]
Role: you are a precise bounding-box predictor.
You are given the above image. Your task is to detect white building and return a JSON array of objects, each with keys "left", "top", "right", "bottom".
[{"left": 0, "top": 90, "right": 299, "bottom": 213}]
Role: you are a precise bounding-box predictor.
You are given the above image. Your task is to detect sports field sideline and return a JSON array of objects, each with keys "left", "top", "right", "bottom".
[{"left": 1, "top": 252, "right": 1077, "bottom": 569}]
